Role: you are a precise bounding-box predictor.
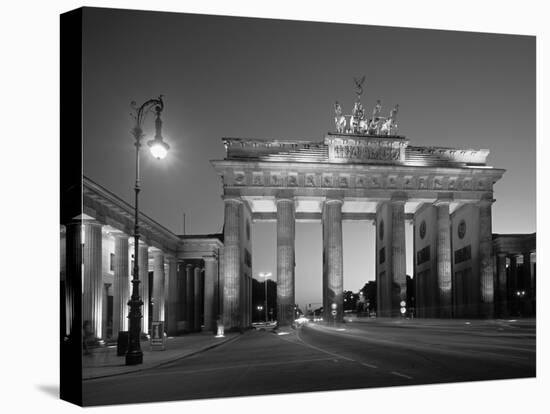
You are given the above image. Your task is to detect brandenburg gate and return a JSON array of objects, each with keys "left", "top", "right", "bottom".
[{"left": 212, "top": 82, "right": 505, "bottom": 328}]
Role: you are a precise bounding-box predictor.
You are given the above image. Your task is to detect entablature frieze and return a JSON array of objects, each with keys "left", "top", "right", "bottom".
[{"left": 212, "top": 161, "right": 504, "bottom": 195}]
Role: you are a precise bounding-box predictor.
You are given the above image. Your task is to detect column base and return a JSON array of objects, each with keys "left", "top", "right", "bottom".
[{"left": 125, "top": 350, "right": 143, "bottom": 365}]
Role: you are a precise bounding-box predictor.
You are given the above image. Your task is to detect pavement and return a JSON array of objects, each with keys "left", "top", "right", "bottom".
[
  {"left": 82, "top": 318, "right": 536, "bottom": 406},
  {"left": 82, "top": 331, "right": 240, "bottom": 380}
]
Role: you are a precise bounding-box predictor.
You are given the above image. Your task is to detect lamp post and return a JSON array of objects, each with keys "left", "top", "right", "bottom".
[
  {"left": 259, "top": 272, "right": 272, "bottom": 323},
  {"left": 126, "top": 95, "right": 170, "bottom": 366}
]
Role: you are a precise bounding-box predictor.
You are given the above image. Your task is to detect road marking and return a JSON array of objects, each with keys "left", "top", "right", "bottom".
[
  {"left": 295, "top": 329, "right": 355, "bottom": 362},
  {"left": 361, "top": 362, "right": 378, "bottom": 369},
  {"left": 391, "top": 371, "right": 413, "bottom": 379}
]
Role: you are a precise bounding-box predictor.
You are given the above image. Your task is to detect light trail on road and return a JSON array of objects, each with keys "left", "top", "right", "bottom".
[{"left": 83, "top": 319, "right": 535, "bottom": 406}]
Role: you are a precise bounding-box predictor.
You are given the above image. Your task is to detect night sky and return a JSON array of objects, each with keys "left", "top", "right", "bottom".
[{"left": 82, "top": 8, "right": 535, "bottom": 308}]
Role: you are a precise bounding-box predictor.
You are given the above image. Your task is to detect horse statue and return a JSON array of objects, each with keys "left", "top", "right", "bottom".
[
  {"left": 350, "top": 100, "right": 367, "bottom": 134},
  {"left": 367, "top": 100, "right": 383, "bottom": 135},
  {"left": 334, "top": 101, "right": 346, "bottom": 133},
  {"left": 379, "top": 104, "right": 399, "bottom": 135}
]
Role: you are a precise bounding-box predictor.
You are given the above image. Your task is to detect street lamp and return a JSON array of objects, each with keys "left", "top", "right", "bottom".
[
  {"left": 259, "top": 272, "right": 272, "bottom": 323},
  {"left": 126, "top": 95, "right": 169, "bottom": 366}
]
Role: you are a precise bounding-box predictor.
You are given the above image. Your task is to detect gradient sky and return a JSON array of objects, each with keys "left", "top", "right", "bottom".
[{"left": 82, "top": 8, "right": 535, "bottom": 309}]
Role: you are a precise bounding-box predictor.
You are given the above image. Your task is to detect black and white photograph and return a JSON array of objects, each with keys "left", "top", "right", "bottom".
[
  {"left": 58, "top": 5, "right": 539, "bottom": 406},
  {"left": 3, "top": 1, "right": 548, "bottom": 413}
]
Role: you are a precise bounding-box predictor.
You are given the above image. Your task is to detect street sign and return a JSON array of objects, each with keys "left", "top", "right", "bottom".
[
  {"left": 150, "top": 321, "right": 166, "bottom": 351},
  {"left": 331, "top": 310, "right": 337, "bottom": 316},
  {"left": 400, "top": 300, "right": 406, "bottom": 307}
]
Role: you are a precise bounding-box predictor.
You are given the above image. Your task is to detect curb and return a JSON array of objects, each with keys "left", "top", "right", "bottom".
[{"left": 83, "top": 334, "right": 241, "bottom": 381}]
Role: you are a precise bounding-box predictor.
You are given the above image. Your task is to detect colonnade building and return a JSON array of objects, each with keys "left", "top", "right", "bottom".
[
  {"left": 62, "top": 136, "right": 536, "bottom": 341},
  {"left": 60, "top": 177, "right": 231, "bottom": 342}
]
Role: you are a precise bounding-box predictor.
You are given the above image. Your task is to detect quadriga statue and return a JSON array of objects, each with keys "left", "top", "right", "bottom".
[
  {"left": 379, "top": 104, "right": 399, "bottom": 136},
  {"left": 334, "top": 101, "right": 346, "bottom": 133}
]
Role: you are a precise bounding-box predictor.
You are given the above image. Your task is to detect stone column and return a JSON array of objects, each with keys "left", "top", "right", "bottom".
[
  {"left": 102, "top": 283, "right": 110, "bottom": 339},
  {"left": 185, "top": 263, "right": 194, "bottom": 332},
  {"left": 249, "top": 276, "right": 253, "bottom": 326},
  {"left": 478, "top": 200, "right": 495, "bottom": 318},
  {"left": 322, "top": 199, "right": 344, "bottom": 322},
  {"left": 497, "top": 253, "right": 508, "bottom": 317},
  {"left": 64, "top": 222, "right": 83, "bottom": 340},
  {"left": 435, "top": 199, "right": 452, "bottom": 317},
  {"left": 242, "top": 274, "right": 249, "bottom": 328},
  {"left": 510, "top": 255, "right": 518, "bottom": 294},
  {"left": 276, "top": 198, "right": 296, "bottom": 325},
  {"left": 78, "top": 221, "right": 103, "bottom": 340},
  {"left": 194, "top": 266, "right": 202, "bottom": 331},
  {"left": 523, "top": 252, "right": 534, "bottom": 316},
  {"left": 203, "top": 256, "right": 218, "bottom": 332},
  {"left": 138, "top": 244, "right": 149, "bottom": 335},
  {"left": 223, "top": 197, "right": 242, "bottom": 329},
  {"left": 391, "top": 199, "right": 407, "bottom": 317},
  {"left": 165, "top": 256, "right": 178, "bottom": 336},
  {"left": 112, "top": 233, "right": 129, "bottom": 339},
  {"left": 176, "top": 262, "right": 186, "bottom": 332},
  {"left": 152, "top": 251, "right": 165, "bottom": 322}
]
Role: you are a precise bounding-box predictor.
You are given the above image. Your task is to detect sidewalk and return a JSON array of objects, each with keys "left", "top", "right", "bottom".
[{"left": 83, "top": 331, "right": 240, "bottom": 380}]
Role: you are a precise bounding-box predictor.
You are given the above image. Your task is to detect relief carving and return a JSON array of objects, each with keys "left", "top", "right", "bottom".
[
  {"left": 234, "top": 173, "right": 245, "bottom": 185},
  {"left": 253, "top": 174, "right": 263, "bottom": 186},
  {"left": 419, "top": 177, "right": 427, "bottom": 189},
  {"left": 339, "top": 176, "right": 349, "bottom": 187}
]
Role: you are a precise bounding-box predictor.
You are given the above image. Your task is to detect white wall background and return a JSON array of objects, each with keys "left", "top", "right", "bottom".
[{"left": 1, "top": 1, "right": 547, "bottom": 413}]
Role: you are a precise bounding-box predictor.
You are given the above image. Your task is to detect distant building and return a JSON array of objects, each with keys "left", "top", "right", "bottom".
[{"left": 493, "top": 233, "right": 536, "bottom": 317}]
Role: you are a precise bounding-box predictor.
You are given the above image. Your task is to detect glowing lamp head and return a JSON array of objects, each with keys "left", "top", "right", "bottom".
[{"left": 147, "top": 138, "right": 169, "bottom": 159}]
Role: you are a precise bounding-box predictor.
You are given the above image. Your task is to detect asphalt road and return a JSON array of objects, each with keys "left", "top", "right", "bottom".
[{"left": 82, "top": 319, "right": 535, "bottom": 406}]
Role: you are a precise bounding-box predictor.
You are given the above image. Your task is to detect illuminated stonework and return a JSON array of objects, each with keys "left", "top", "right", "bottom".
[
  {"left": 61, "top": 177, "right": 223, "bottom": 343},
  {"left": 212, "top": 130, "right": 505, "bottom": 323}
]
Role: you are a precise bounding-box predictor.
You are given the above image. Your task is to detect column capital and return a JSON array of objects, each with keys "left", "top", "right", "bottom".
[
  {"left": 434, "top": 193, "right": 454, "bottom": 206},
  {"left": 111, "top": 231, "right": 129, "bottom": 240},
  {"left": 275, "top": 196, "right": 295, "bottom": 204},
  {"left": 222, "top": 195, "right": 243, "bottom": 204},
  {"left": 68, "top": 218, "right": 102, "bottom": 228},
  {"left": 151, "top": 249, "right": 164, "bottom": 258},
  {"left": 478, "top": 196, "right": 495, "bottom": 207},
  {"left": 203, "top": 255, "right": 218, "bottom": 262},
  {"left": 324, "top": 197, "right": 343, "bottom": 206},
  {"left": 165, "top": 255, "right": 177, "bottom": 264},
  {"left": 390, "top": 192, "right": 407, "bottom": 204}
]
